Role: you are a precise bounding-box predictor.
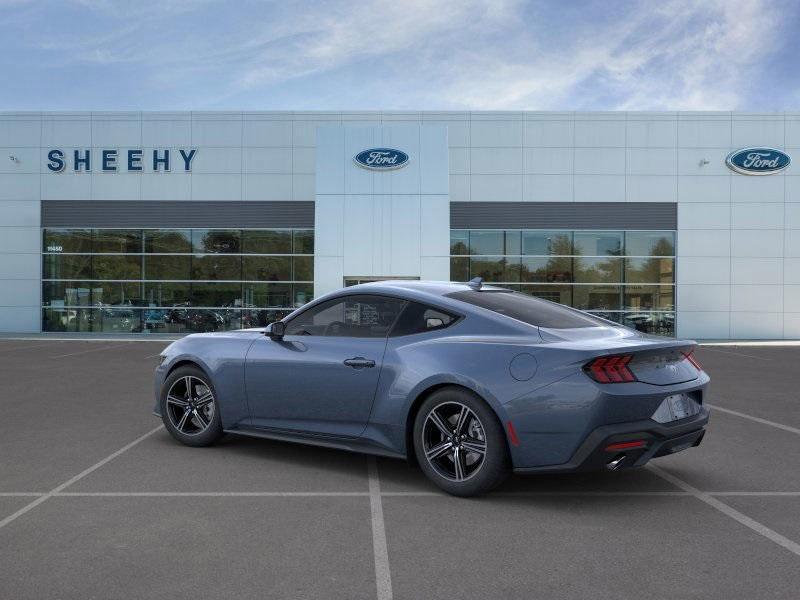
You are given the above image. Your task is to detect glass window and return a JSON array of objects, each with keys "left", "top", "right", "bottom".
[
  {"left": 43, "top": 254, "right": 92, "bottom": 279},
  {"left": 522, "top": 231, "right": 572, "bottom": 256},
  {"left": 574, "top": 231, "right": 623, "bottom": 256},
  {"left": 469, "top": 231, "right": 503, "bottom": 255},
  {"left": 293, "top": 256, "right": 313, "bottom": 281},
  {"left": 191, "top": 282, "right": 242, "bottom": 307},
  {"left": 624, "top": 285, "right": 674, "bottom": 311},
  {"left": 43, "top": 229, "right": 92, "bottom": 253},
  {"left": 285, "top": 295, "right": 406, "bottom": 338},
  {"left": 293, "top": 229, "right": 314, "bottom": 254},
  {"left": 192, "top": 255, "right": 242, "bottom": 280},
  {"left": 92, "top": 255, "right": 142, "bottom": 280},
  {"left": 42, "top": 227, "right": 314, "bottom": 334},
  {"left": 390, "top": 302, "right": 459, "bottom": 336},
  {"left": 504, "top": 231, "right": 521, "bottom": 255},
  {"left": 293, "top": 283, "right": 313, "bottom": 307},
  {"left": 450, "top": 230, "right": 469, "bottom": 255},
  {"left": 519, "top": 284, "right": 572, "bottom": 306},
  {"left": 93, "top": 230, "right": 142, "bottom": 253},
  {"left": 470, "top": 257, "right": 511, "bottom": 282},
  {"left": 144, "top": 230, "right": 191, "bottom": 253},
  {"left": 450, "top": 257, "right": 469, "bottom": 282},
  {"left": 242, "top": 230, "right": 292, "bottom": 254},
  {"left": 621, "top": 312, "right": 674, "bottom": 336},
  {"left": 449, "top": 228, "right": 675, "bottom": 337},
  {"left": 42, "top": 307, "right": 94, "bottom": 332},
  {"left": 192, "top": 229, "right": 241, "bottom": 253},
  {"left": 572, "top": 285, "right": 622, "bottom": 311},
  {"left": 574, "top": 257, "right": 622, "bottom": 283},
  {"left": 624, "top": 257, "right": 674, "bottom": 284},
  {"left": 243, "top": 282, "right": 293, "bottom": 308},
  {"left": 243, "top": 256, "right": 291, "bottom": 281},
  {"left": 625, "top": 231, "right": 675, "bottom": 256},
  {"left": 144, "top": 282, "right": 191, "bottom": 307},
  {"left": 144, "top": 255, "right": 192, "bottom": 280},
  {"left": 93, "top": 307, "right": 144, "bottom": 333},
  {"left": 446, "top": 290, "right": 606, "bottom": 329},
  {"left": 520, "top": 257, "right": 573, "bottom": 283}
]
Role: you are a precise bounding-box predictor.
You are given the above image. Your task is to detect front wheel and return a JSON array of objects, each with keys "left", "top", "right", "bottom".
[
  {"left": 413, "top": 388, "right": 510, "bottom": 497},
  {"left": 160, "top": 366, "right": 224, "bottom": 447}
]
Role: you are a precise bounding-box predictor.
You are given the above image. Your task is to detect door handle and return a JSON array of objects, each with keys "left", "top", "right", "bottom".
[{"left": 343, "top": 357, "right": 375, "bottom": 369}]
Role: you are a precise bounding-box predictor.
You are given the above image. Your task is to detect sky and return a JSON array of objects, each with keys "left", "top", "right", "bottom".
[{"left": 1, "top": 0, "right": 799, "bottom": 111}]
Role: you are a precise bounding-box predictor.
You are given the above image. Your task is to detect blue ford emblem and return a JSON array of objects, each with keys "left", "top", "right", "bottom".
[
  {"left": 725, "top": 147, "right": 790, "bottom": 175},
  {"left": 354, "top": 148, "right": 409, "bottom": 170}
]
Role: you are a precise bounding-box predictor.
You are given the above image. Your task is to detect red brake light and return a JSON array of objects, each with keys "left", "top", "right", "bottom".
[
  {"left": 585, "top": 354, "right": 636, "bottom": 383},
  {"left": 605, "top": 440, "right": 646, "bottom": 452},
  {"left": 682, "top": 349, "right": 703, "bottom": 371}
]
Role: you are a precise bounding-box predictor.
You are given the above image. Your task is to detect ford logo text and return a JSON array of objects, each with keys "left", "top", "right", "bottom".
[
  {"left": 725, "top": 147, "right": 790, "bottom": 175},
  {"left": 354, "top": 148, "right": 409, "bottom": 170}
]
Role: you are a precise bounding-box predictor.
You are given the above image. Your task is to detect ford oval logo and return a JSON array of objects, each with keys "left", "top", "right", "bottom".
[
  {"left": 725, "top": 147, "right": 790, "bottom": 175},
  {"left": 354, "top": 148, "right": 409, "bottom": 170}
]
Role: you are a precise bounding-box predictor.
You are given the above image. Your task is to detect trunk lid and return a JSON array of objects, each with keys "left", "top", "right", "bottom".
[{"left": 539, "top": 324, "right": 701, "bottom": 386}]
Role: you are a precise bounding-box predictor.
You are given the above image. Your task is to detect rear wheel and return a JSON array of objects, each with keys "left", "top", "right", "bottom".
[
  {"left": 160, "top": 366, "right": 224, "bottom": 447},
  {"left": 413, "top": 387, "right": 510, "bottom": 497}
]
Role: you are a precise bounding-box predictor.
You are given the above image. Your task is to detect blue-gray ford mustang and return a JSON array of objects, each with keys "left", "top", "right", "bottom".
[{"left": 154, "top": 280, "right": 709, "bottom": 496}]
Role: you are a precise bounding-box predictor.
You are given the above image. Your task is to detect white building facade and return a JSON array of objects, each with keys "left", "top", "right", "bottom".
[{"left": 0, "top": 111, "right": 798, "bottom": 339}]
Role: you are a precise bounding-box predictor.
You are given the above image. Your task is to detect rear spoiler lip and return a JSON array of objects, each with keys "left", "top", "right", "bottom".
[{"left": 543, "top": 336, "right": 698, "bottom": 355}]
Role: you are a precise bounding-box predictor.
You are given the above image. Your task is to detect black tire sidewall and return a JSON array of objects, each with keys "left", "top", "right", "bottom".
[
  {"left": 160, "top": 365, "right": 224, "bottom": 447},
  {"left": 414, "top": 387, "right": 510, "bottom": 497}
]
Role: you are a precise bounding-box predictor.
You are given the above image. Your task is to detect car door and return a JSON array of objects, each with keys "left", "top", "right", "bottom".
[{"left": 245, "top": 294, "right": 406, "bottom": 438}]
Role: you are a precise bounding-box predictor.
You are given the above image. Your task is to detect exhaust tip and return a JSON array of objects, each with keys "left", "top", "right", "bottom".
[{"left": 606, "top": 455, "right": 626, "bottom": 471}]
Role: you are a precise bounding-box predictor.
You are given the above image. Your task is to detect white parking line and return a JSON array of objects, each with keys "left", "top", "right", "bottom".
[
  {"left": 49, "top": 343, "right": 132, "bottom": 358},
  {"left": 649, "top": 465, "right": 800, "bottom": 558},
  {"left": 708, "top": 403, "right": 800, "bottom": 436},
  {"left": 55, "top": 491, "right": 370, "bottom": 497},
  {"left": 0, "top": 425, "right": 163, "bottom": 531},
  {"left": 368, "top": 457, "right": 393, "bottom": 600},
  {"left": 3, "top": 490, "right": 800, "bottom": 498}
]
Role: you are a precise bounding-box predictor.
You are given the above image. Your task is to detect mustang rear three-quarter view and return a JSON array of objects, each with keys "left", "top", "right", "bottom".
[{"left": 154, "top": 280, "right": 710, "bottom": 496}]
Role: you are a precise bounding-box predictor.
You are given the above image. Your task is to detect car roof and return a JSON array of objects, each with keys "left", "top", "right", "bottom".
[{"left": 340, "top": 280, "right": 507, "bottom": 301}]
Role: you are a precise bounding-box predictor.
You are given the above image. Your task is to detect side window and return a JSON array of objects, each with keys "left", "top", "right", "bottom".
[
  {"left": 284, "top": 295, "right": 406, "bottom": 338},
  {"left": 390, "top": 302, "right": 459, "bottom": 337}
]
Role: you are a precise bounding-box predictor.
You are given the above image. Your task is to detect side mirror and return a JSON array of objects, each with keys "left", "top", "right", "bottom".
[{"left": 267, "top": 320, "right": 286, "bottom": 340}]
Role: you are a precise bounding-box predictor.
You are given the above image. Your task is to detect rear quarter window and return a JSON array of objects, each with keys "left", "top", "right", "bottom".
[
  {"left": 445, "top": 290, "right": 605, "bottom": 329},
  {"left": 390, "top": 302, "right": 459, "bottom": 336}
]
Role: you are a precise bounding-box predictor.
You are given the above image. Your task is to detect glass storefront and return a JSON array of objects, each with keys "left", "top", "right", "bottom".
[
  {"left": 450, "top": 229, "right": 676, "bottom": 336},
  {"left": 42, "top": 228, "right": 314, "bottom": 333}
]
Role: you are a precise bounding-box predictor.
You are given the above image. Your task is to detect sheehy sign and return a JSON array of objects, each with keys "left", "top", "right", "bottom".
[{"left": 46, "top": 149, "right": 197, "bottom": 172}]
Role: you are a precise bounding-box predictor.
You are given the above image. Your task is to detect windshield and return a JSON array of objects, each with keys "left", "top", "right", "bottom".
[{"left": 445, "top": 290, "right": 607, "bottom": 329}]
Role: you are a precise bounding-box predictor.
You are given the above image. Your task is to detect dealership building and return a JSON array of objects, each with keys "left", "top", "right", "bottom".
[{"left": 0, "top": 110, "right": 798, "bottom": 339}]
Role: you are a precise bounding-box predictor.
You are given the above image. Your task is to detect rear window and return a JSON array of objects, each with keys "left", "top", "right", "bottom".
[{"left": 445, "top": 290, "right": 606, "bottom": 329}]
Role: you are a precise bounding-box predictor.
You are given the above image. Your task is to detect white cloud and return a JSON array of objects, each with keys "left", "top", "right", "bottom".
[{"left": 2, "top": 0, "right": 794, "bottom": 109}]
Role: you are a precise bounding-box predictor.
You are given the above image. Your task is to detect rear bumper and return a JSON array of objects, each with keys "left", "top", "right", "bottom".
[{"left": 513, "top": 406, "right": 709, "bottom": 474}]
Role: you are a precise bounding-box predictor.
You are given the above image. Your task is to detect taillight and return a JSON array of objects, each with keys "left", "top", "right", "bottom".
[
  {"left": 584, "top": 354, "right": 637, "bottom": 383},
  {"left": 682, "top": 349, "right": 703, "bottom": 371}
]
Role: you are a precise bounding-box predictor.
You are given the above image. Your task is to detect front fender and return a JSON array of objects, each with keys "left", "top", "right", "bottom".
[{"left": 151, "top": 334, "right": 257, "bottom": 428}]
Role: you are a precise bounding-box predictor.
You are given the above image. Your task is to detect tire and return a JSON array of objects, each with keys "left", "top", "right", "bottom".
[
  {"left": 413, "top": 387, "right": 510, "bottom": 497},
  {"left": 160, "top": 365, "right": 224, "bottom": 447}
]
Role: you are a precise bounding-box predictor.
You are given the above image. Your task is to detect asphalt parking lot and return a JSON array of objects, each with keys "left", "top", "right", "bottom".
[{"left": 1, "top": 339, "right": 799, "bottom": 599}]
